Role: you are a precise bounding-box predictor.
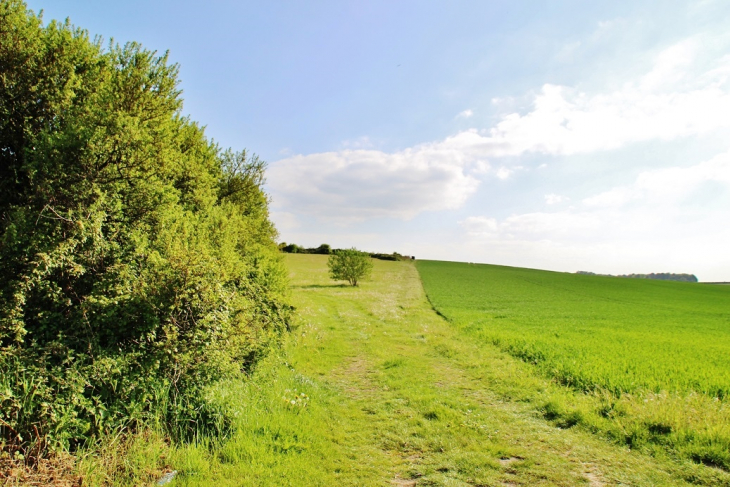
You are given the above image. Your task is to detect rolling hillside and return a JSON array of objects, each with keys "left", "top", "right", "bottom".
[{"left": 417, "top": 260, "right": 730, "bottom": 471}]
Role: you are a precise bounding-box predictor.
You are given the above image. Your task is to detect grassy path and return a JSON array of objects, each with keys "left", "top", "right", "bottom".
[{"left": 163, "top": 255, "right": 726, "bottom": 486}]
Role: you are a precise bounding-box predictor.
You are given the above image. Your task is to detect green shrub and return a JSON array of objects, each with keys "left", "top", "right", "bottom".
[
  {"left": 0, "top": 0, "right": 290, "bottom": 457},
  {"left": 327, "top": 248, "right": 373, "bottom": 286},
  {"left": 281, "top": 243, "right": 303, "bottom": 253}
]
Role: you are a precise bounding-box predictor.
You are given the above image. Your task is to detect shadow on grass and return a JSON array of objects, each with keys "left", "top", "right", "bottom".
[{"left": 292, "top": 284, "right": 351, "bottom": 289}]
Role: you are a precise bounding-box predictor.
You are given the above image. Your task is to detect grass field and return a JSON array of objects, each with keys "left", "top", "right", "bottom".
[
  {"left": 73, "top": 255, "right": 730, "bottom": 485},
  {"left": 417, "top": 260, "right": 730, "bottom": 471}
]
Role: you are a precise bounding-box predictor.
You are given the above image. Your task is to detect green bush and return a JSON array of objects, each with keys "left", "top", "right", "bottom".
[
  {"left": 0, "top": 0, "right": 290, "bottom": 457},
  {"left": 327, "top": 248, "right": 373, "bottom": 286}
]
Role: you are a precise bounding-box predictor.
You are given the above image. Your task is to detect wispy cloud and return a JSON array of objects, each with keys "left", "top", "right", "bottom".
[
  {"left": 495, "top": 167, "right": 512, "bottom": 180},
  {"left": 545, "top": 194, "right": 568, "bottom": 205},
  {"left": 465, "top": 150, "right": 730, "bottom": 239},
  {"left": 340, "top": 136, "right": 375, "bottom": 150},
  {"left": 483, "top": 41, "right": 730, "bottom": 156},
  {"left": 458, "top": 150, "right": 730, "bottom": 279},
  {"left": 583, "top": 150, "right": 730, "bottom": 208}
]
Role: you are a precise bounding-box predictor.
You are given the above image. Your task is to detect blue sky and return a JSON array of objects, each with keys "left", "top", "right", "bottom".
[{"left": 29, "top": 0, "right": 730, "bottom": 281}]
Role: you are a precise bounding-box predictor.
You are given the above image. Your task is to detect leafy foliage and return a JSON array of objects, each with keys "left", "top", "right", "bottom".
[
  {"left": 0, "top": 0, "right": 290, "bottom": 457},
  {"left": 327, "top": 248, "right": 373, "bottom": 286}
]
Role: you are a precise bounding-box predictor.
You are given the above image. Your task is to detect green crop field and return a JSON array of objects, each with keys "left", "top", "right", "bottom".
[{"left": 417, "top": 260, "right": 730, "bottom": 470}]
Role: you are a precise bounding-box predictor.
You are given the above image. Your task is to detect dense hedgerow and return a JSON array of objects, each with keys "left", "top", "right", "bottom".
[
  {"left": 278, "top": 242, "right": 414, "bottom": 262},
  {"left": 0, "top": 0, "right": 290, "bottom": 457}
]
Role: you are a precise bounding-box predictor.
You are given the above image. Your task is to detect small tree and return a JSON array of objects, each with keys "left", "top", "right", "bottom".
[{"left": 328, "top": 248, "right": 373, "bottom": 286}]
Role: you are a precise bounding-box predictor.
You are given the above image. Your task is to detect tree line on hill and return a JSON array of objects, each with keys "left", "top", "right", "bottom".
[
  {"left": 0, "top": 0, "right": 289, "bottom": 461},
  {"left": 279, "top": 242, "right": 415, "bottom": 262},
  {"left": 576, "top": 271, "right": 698, "bottom": 283}
]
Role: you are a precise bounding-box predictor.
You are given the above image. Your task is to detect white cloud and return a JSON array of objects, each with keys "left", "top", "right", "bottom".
[
  {"left": 483, "top": 65, "right": 730, "bottom": 156},
  {"left": 640, "top": 39, "right": 698, "bottom": 91},
  {"left": 268, "top": 147, "right": 481, "bottom": 221},
  {"left": 472, "top": 37, "right": 730, "bottom": 157},
  {"left": 467, "top": 153, "right": 730, "bottom": 243},
  {"left": 545, "top": 194, "right": 568, "bottom": 205},
  {"left": 555, "top": 40, "right": 582, "bottom": 63},
  {"left": 495, "top": 167, "right": 512, "bottom": 180},
  {"left": 584, "top": 150, "right": 730, "bottom": 208},
  {"left": 269, "top": 36, "right": 730, "bottom": 226},
  {"left": 460, "top": 216, "right": 498, "bottom": 235},
  {"left": 459, "top": 151, "right": 730, "bottom": 280},
  {"left": 340, "top": 136, "right": 375, "bottom": 150},
  {"left": 460, "top": 210, "right": 602, "bottom": 241},
  {"left": 593, "top": 19, "right": 617, "bottom": 39},
  {"left": 457, "top": 109, "right": 474, "bottom": 118}
]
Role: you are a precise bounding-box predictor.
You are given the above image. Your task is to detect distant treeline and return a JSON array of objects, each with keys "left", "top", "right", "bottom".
[
  {"left": 279, "top": 243, "right": 414, "bottom": 261},
  {"left": 576, "top": 271, "right": 698, "bottom": 283}
]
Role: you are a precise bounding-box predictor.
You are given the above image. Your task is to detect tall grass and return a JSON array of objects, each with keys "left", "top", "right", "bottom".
[{"left": 74, "top": 351, "right": 354, "bottom": 486}]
